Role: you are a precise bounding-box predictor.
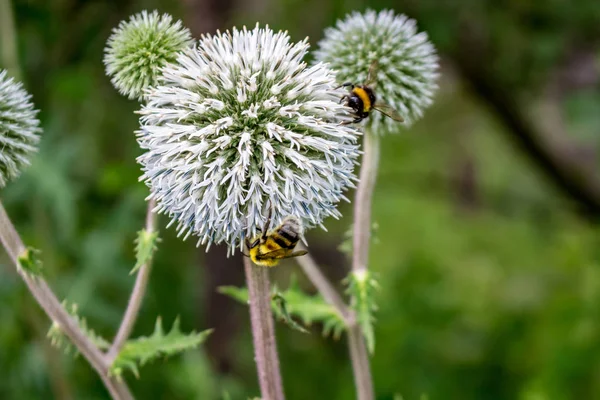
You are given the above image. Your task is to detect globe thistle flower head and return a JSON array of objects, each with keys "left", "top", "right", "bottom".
[
  {"left": 138, "top": 24, "right": 361, "bottom": 254},
  {"left": 314, "top": 9, "right": 439, "bottom": 131},
  {"left": 0, "top": 70, "right": 41, "bottom": 188},
  {"left": 104, "top": 10, "right": 193, "bottom": 101}
]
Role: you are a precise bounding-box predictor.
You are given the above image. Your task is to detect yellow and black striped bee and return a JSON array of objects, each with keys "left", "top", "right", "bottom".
[
  {"left": 244, "top": 207, "right": 308, "bottom": 267},
  {"left": 339, "top": 60, "right": 405, "bottom": 124}
]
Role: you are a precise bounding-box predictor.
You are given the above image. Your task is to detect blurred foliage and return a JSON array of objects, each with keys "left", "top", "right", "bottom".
[{"left": 0, "top": 0, "right": 600, "bottom": 399}]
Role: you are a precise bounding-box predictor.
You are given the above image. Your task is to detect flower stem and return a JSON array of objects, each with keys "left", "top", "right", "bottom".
[
  {"left": 296, "top": 245, "right": 355, "bottom": 326},
  {"left": 352, "top": 130, "right": 380, "bottom": 274},
  {"left": 243, "top": 257, "right": 285, "bottom": 400},
  {"left": 0, "top": 200, "right": 133, "bottom": 400},
  {"left": 348, "top": 129, "right": 380, "bottom": 400},
  {"left": 107, "top": 198, "right": 157, "bottom": 362},
  {"left": 348, "top": 325, "right": 374, "bottom": 400}
]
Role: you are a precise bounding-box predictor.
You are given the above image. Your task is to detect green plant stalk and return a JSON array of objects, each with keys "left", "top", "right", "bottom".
[
  {"left": 352, "top": 131, "right": 380, "bottom": 275},
  {"left": 348, "top": 325, "right": 374, "bottom": 399},
  {"left": 243, "top": 257, "right": 285, "bottom": 400},
  {"left": 107, "top": 198, "right": 157, "bottom": 363},
  {"left": 349, "top": 130, "right": 380, "bottom": 400},
  {"left": 0, "top": 200, "right": 134, "bottom": 400}
]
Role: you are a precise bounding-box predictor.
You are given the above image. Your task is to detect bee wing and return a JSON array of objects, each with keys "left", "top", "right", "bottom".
[
  {"left": 254, "top": 249, "right": 308, "bottom": 261},
  {"left": 254, "top": 249, "right": 291, "bottom": 261},
  {"left": 364, "top": 60, "right": 379, "bottom": 87},
  {"left": 373, "top": 103, "right": 405, "bottom": 122}
]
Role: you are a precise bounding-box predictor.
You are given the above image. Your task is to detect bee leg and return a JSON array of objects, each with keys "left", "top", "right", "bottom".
[
  {"left": 339, "top": 95, "right": 349, "bottom": 105},
  {"left": 335, "top": 82, "right": 355, "bottom": 90},
  {"left": 245, "top": 237, "right": 252, "bottom": 250},
  {"left": 353, "top": 117, "right": 364, "bottom": 123}
]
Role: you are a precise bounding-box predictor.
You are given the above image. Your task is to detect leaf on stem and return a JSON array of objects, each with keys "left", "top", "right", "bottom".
[
  {"left": 17, "top": 247, "right": 43, "bottom": 276},
  {"left": 272, "top": 291, "right": 309, "bottom": 334},
  {"left": 338, "top": 222, "right": 380, "bottom": 256},
  {"left": 47, "top": 301, "right": 110, "bottom": 355},
  {"left": 219, "top": 277, "right": 346, "bottom": 338},
  {"left": 110, "top": 317, "right": 212, "bottom": 378},
  {"left": 346, "top": 270, "right": 379, "bottom": 354},
  {"left": 131, "top": 229, "right": 160, "bottom": 274}
]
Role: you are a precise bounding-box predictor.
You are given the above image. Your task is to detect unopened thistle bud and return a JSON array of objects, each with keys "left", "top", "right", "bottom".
[
  {"left": 104, "top": 10, "right": 193, "bottom": 101},
  {"left": 0, "top": 70, "right": 41, "bottom": 187},
  {"left": 315, "top": 9, "right": 439, "bottom": 131},
  {"left": 137, "top": 25, "right": 361, "bottom": 254}
]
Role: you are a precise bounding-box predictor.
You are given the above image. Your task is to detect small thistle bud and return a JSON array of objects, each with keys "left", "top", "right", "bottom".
[
  {"left": 104, "top": 10, "right": 193, "bottom": 101},
  {"left": 137, "top": 25, "right": 361, "bottom": 254},
  {"left": 314, "top": 9, "right": 439, "bottom": 131},
  {"left": 0, "top": 70, "right": 41, "bottom": 188}
]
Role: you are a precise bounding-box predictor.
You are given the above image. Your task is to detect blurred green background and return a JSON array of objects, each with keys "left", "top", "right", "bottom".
[{"left": 2, "top": 0, "right": 600, "bottom": 399}]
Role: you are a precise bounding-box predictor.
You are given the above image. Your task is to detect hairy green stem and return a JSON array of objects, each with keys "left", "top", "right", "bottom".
[
  {"left": 348, "top": 326, "right": 374, "bottom": 400},
  {"left": 348, "top": 130, "right": 379, "bottom": 400},
  {"left": 243, "top": 257, "right": 285, "bottom": 400},
  {"left": 0, "top": 201, "right": 134, "bottom": 400},
  {"left": 107, "top": 198, "right": 157, "bottom": 363},
  {"left": 352, "top": 131, "right": 380, "bottom": 274}
]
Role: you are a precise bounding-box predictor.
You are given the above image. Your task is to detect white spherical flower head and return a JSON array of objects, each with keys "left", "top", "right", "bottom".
[
  {"left": 138, "top": 25, "right": 361, "bottom": 254},
  {"left": 314, "top": 9, "right": 439, "bottom": 131},
  {"left": 0, "top": 70, "right": 41, "bottom": 188},
  {"left": 104, "top": 10, "right": 193, "bottom": 101}
]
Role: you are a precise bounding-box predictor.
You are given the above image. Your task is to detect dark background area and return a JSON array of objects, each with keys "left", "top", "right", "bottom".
[{"left": 2, "top": 0, "right": 600, "bottom": 399}]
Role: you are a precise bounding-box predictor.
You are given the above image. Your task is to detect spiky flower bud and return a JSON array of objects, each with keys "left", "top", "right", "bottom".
[
  {"left": 138, "top": 25, "right": 361, "bottom": 254},
  {"left": 104, "top": 10, "right": 193, "bottom": 101},
  {"left": 314, "top": 9, "right": 439, "bottom": 131},
  {"left": 0, "top": 70, "right": 41, "bottom": 188}
]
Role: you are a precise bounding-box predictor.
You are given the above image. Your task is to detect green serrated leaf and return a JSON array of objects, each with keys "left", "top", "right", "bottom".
[
  {"left": 111, "top": 317, "right": 212, "bottom": 378},
  {"left": 17, "top": 247, "right": 43, "bottom": 276},
  {"left": 219, "top": 277, "right": 346, "bottom": 338},
  {"left": 346, "top": 270, "right": 379, "bottom": 354},
  {"left": 47, "top": 301, "right": 110, "bottom": 356},
  {"left": 272, "top": 291, "right": 309, "bottom": 334},
  {"left": 131, "top": 229, "right": 160, "bottom": 274}
]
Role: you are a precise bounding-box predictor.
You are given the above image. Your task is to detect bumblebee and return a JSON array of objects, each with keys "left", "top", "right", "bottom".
[
  {"left": 339, "top": 60, "right": 405, "bottom": 124},
  {"left": 244, "top": 207, "right": 308, "bottom": 267}
]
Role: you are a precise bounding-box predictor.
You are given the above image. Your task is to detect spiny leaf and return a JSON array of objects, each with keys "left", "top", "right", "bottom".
[
  {"left": 111, "top": 317, "right": 212, "bottom": 378},
  {"left": 337, "top": 222, "right": 380, "bottom": 256},
  {"left": 346, "top": 270, "right": 379, "bottom": 354},
  {"left": 47, "top": 302, "right": 110, "bottom": 356},
  {"left": 17, "top": 247, "right": 43, "bottom": 276},
  {"left": 131, "top": 228, "right": 160, "bottom": 274},
  {"left": 219, "top": 277, "right": 346, "bottom": 338},
  {"left": 272, "top": 292, "right": 309, "bottom": 334}
]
